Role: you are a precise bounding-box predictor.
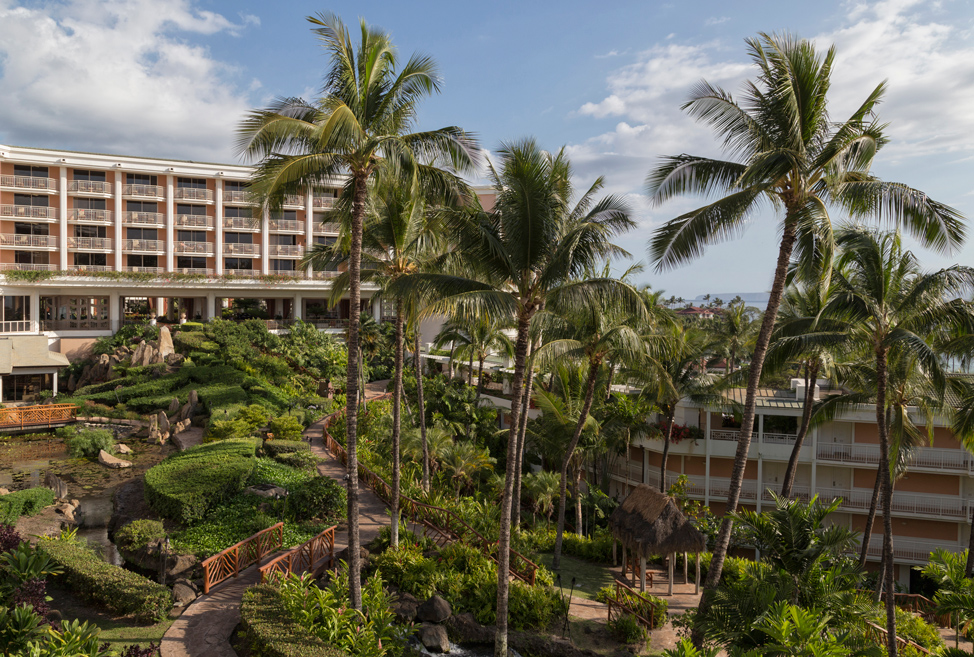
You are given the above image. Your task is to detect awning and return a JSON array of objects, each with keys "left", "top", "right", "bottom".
[{"left": 0, "top": 337, "right": 70, "bottom": 374}]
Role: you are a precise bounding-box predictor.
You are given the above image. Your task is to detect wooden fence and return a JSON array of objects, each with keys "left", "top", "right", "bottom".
[
  {"left": 258, "top": 525, "right": 337, "bottom": 583},
  {"left": 864, "top": 620, "right": 930, "bottom": 654},
  {"left": 323, "top": 412, "right": 539, "bottom": 585},
  {"left": 201, "top": 522, "right": 284, "bottom": 593},
  {"left": 0, "top": 403, "right": 78, "bottom": 430},
  {"left": 606, "top": 579, "right": 659, "bottom": 629}
]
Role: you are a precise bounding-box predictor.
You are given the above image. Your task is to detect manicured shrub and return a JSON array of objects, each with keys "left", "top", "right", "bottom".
[
  {"left": 273, "top": 451, "right": 320, "bottom": 471},
  {"left": 40, "top": 538, "right": 173, "bottom": 623},
  {"left": 0, "top": 488, "right": 56, "bottom": 525},
  {"left": 115, "top": 520, "right": 166, "bottom": 552},
  {"left": 58, "top": 427, "right": 115, "bottom": 458},
  {"left": 263, "top": 439, "right": 310, "bottom": 457},
  {"left": 268, "top": 416, "right": 305, "bottom": 442},
  {"left": 285, "top": 477, "right": 346, "bottom": 523},
  {"left": 144, "top": 440, "right": 257, "bottom": 523},
  {"left": 240, "top": 584, "right": 344, "bottom": 657}
]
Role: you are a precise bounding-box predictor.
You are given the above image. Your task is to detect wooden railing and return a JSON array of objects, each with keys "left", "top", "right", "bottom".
[
  {"left": 0, "top": 404, "right": 78, "bottom": 429},
  {"left": 201, "top": 522, "right": 283, "bottom": 593},
  {"left": 258, "top": 525, "right": 337, "bottom": 583},
  {"left": 323, "top": 412, "right": 539, "bottom": 585},
  {"left": 606, "top": 579, "right": 658, "bottom": 629},
  {"left": 864, "top": 620, "right": 930, "bottom": 654}
]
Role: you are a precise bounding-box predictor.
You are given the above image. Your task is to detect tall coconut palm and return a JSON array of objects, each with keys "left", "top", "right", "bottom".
[
  {"left": 826, "top": 227, "right": 974, "bottom": 655},
  {"left": 237, "top": 13, "right": 478, "bottom": 609},
  {"left": 393, "top": 139, "right": 638, "bottom": 657},
  {"left": 709, "top": 301, "right": 759, "bottom": 374},
  {"left": 645, "top": 33, "right": 965, "bottom": 633}
]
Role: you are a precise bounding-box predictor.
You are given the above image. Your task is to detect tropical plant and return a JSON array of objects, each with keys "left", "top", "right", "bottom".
[
  {"left": 645, "top": 33, "right": 965, "bottom": 650},
  {"left": 439, "top": 440, "right": 496, "bottom": 499},
  {"left": 522, "top": 470, "right": 560, "bottom": 525},
  {"left": 237, "top": 12, "right": 478, "bottom": 609},
  {"left": 708, "top": 300, "right": 759, "bottom": 374}
]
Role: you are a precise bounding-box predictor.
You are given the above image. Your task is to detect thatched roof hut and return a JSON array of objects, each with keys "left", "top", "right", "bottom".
[{"left": 609, "top": 484, "right": 706, "bottom": 559}]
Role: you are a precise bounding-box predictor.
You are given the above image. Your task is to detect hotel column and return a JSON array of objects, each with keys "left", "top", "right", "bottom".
[
  {"left": 704, "top": 411, "right": 711, "bottom": 506},
  {"left": 305, "top": 191, "right": 314, "bottom": 279},
  {"left": 810, "top": 425, "right": 818, "bottom": 496},
  {"left": 165, "top": 175, "right": 175, "bottom": 272},
  {"left": 261, "top": 208, "right": 270, "bottom": 274},
  {"left": 293, "top": 294, "right": 303, "bottom": 320},
  {"left": 215, "top": 180, "right": 224, "bottom": 275},
  {"left": 756, "top": 457, "right": 763, "bottom": 513},
  {"left": 29, "top": 290, "right": 40, "bottom": 333},
  {"left": 109, "top": 292, "right": 120, "bottom": 333},
  {"left": 114, "top": 171, "right": 123, "bottom": 271},
  {"left": 206, "top": 293, "right": 216, "bottom": 321},
  {"left": 58, "top": 167, "right": 68, "bottom": 271}
]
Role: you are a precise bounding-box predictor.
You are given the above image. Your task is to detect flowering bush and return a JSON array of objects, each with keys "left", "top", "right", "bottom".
[{"left": 654, "top": 420, "right": 704, "bottom": 444}]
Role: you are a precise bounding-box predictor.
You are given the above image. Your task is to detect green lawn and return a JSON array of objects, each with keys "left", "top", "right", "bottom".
[{"left": 538, "top": 552, "right": 616, "bottom": 601}]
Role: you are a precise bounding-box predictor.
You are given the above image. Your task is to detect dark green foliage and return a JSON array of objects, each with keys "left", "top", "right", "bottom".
[
  {"left": 92, "top": 322, "right": 159, "bottom": 356},
  {"left": 263, "top": 439, "right": 310, "bottom": 457},
  {"left": 40, "top": 539, "right": 173, "bottom": 623},
  {"left": 58, "top": 426, "right": 115, "bottom": 458},
  {"left": 268, "top": 416, "right": 305, "bottom": 442},
  {"left": 0, "top": 488, "right": 56, "bottom": 525},
  {"left": 172, "top": 330, "right": 206, "bottom": 352},
  {"left": 402, "top": 373, "right": 499, "bottom": 448},
  {"left": 144, "top": 440, "right": 257, "bottom": 523},
  {"left": 240, "top": 584, "right": 346, "bottom": 657},
  {"left": 286, "top": 477, "right": 347, "bottom": 523},
  {"left": 115, "top": 520, "right": 166, "bottom": 552},
  {"left": 608, "top": 613, "right": 647, "bottom": 644},
  {"left": 517, "top": 528, "right": 614, "bottom": 563}
]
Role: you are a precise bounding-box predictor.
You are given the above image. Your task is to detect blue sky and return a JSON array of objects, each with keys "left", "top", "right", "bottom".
[{"left": 1, "top": 0, "right": 973, "bottom": 298}]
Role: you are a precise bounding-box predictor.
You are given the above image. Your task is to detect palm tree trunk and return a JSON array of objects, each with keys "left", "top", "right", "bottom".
[
  {"left": 966, "top": 508, "right": 974, "bottom": 578},
  {"left": 476, "top": 356, "right": 486, "bottom": 402},
  {"left": 692, "top": 219, "right": 797, "bottom": 648},
  {"left": 512, "top": 339, "right": 536, "bottom": 531},
  {"left": 554, "top": 359, "right": 601, "bottom": 569},
  {"left": 605, "top": 364, "right": 615, "bottom": 402},
  {"left": 390, "top": 300, "right": 404, "bottom": 548},
  {"left": 495, "top": 310, "right": 534, "bottom": 657},
  {"left": 781, "top": 363, "right": 817, "bottom": 498},
  {"left": 415, "top": 331, "right": 430, "bottom": 492},
  {"left": 858, "top": 465, "right": 883, "bottom": 569},
  {"left": 448, "top": 344, "right": 455, "bottom": 380},
  {"left": 876, "top": 346, "right": 898, "bottom": 657},
  {"left": 660, "top": 409, "right": 675, "bottom": 487},
  {"left": 468, "top": 350, "right": 474, "bottom": 386},
  {"left": 574, "top": 467, "right": 583, "bottom": 537},
  {"left": 343, "top": 169, "right": 368, "bottom": 612}
]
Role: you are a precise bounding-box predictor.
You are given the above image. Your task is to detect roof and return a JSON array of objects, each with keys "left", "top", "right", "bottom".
[
  {"left": 0, "top": 337, "right": 70, "bottom": 374},
  {"left": 609, "top": 484, "right": 706, "bottom": 557}
]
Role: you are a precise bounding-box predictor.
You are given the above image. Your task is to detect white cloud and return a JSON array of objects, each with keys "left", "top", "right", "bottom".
[
  {"left": 0, "top": 0, "right": 257, "bottom": 161},
  {"left": 705, "top": 16, "right": 730, "bottom": 26}
]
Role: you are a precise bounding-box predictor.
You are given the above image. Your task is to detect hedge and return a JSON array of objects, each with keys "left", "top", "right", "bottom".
[
  {"left": 0, "top": 487, "right": 56, "bottom": 524},
  {"left": 144, "top": 440, "right": 257, "bottom": 523},
  {"left": 240, "top": 584, "right": 346, "bottom": 657},
  {"left": 41, "top": 539, "right": 173, "bottom": 623},
  {"left": 263, "top": 440, "right": 310, "bottom": 457}
]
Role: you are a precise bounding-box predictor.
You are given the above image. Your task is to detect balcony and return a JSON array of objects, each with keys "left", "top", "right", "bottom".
[
  {"left": 268, "top": 244, "right": 304, "bottom": 257},
  {"left": 68, "top": 209, "right": 112, "bottom": 224},
  {"left": 41, "top": 318, "right": 111, "bottom": 331},
  {"left": 268, "top": 219, "right": 305, "bottom": 233},
  {"left": 225, "top": 268, "right": 259, "bottom": 277},
  {"left": 174, "top": 188, "right": 213, "bottom": 202},
  {"left": 708, "top": 475, "right": 759, "bottom": 501},
  {"left": 175, "top": 214, "right": 214, "bottom": 229},
  {"left": 269, "top": 269, "right": 303, "bottom": 278},
  {"left": 0, "top": 175, "right": 57, "bottom": 192},
  {"left": 172, "top": 267, "right": 213, "bottom": 275},
  {"left": 0, "top": 320, "right": 37, "bottom": 333},
  {"left": 283, "top": 195, "right": 304, "bottom": 208},
  {"left": 0, "top": 234, "right": 58, "bottom": 249},
  {"left": 607, "top": 459, "right": 645, "bottom": 485},
  {"left": 223, "top": 190, "right": 251, "bottom": 204},
  {"left": 174, "top": 241, "right": 214, "bottom": 255},
  {"left": 68, "top": 180, "right": 112, "bottom": 195},
  {"left": 313, "top": 196, "right": 336, "bottom": 209},
  {"left": 711, "top": 429, "right": 741, "bottom": 442},
  {"left": 0, "top": 263, "right": 57, "bottom": 272},
  {"left": 815, "top": 486, "right": 969, "bottom": 520},
  {"left": 1, "top": 205, "right": 58, "bottom": 221},
  {"left": 222, "top": 217, "right": 259, "bottom": 231},
  {"left": 67, "top": 237, "right": 113, "bottom": 251},
  {"left": 123, "top": 266, "right": 163, "bottom": 274},
  {"left": 122, "top": 211, "right": 165, "bottom": 227},
  {"left": 312, "top": 270, "right": 340, "bottom": 279},
  {"left": 122, "top": 184, "right": 164, "bottom": 199},
  {"left": 69, "top": 265, "right": 113, "bottom": 273},
  {"left": 863, "top": 537, "right": 962, "bottom": 563},
  {"left": 123, "top": 239, "right": 166, "bottom": 253},
  {"left": 223, "top": 243, "right": 260, "bottom": 256},
  {"left": 313, "top": 222, "right": 340, "bottom": 234},
  {"left": 816, "top": 442, "right": 969, "bottom": 472}
]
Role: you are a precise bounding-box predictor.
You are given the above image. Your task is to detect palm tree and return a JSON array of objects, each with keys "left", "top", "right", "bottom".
[
  {"left": 645, "top": 33, "right": 965, "bottom": 633},
  {"left": 439, "top": 440, "right": 496, "bottom": 499},
  {"left": 237, "top": 13, "right": 478, "bottom": 610},
  {"left": 433, "top": 316, "right": 471, "bottom": 383},
  {"left": 393, "top": 139, "right": 638, "bottom": 657},
  {"left": 709, "top": 301, "right": 758, "bottom": 374},
  {"left": 827, "top": 227, "right": 974, "bottom": 655},
  {"left": 523, "top": 470, "right": 560, "bottom": 527},
  {"left": 464, "top": 315, "right": 515, "bottom": 403}
]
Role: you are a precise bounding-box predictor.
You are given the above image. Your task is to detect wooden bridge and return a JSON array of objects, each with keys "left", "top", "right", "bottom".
[{"left": 0, "top": 403, "right": 78, "bottom": 433}]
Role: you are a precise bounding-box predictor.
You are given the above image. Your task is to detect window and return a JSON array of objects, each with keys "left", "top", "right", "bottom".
[
  {"left": 14, "top": 252, "right": 49, "bottom": 265},
  {"left": 75, "top": 198, "right": 106, "bottom": 210},
  {"left": 15, "top": 222, "right": 49, "bottom": 236},
  {"left": 225, "top": 258, "right": 252, "bottom": 270},
  {"left": 177, "top": 177, "right": 207, "bottom": 189},
  {"left": 127, "top": 201, "right": 158, "bottom": 212},
  {"left": 75, "top": 225, "right": 106, "bottom": 238},
  {"left": 176, "top": 204, "right": 206, "bottom": 216},
  {"left": 14, "top": 194, "right": 48, "bottom": 207},
  {"left": 271, "top": 210, "right": 298, "bottom": 221},
  {"left": 177, "top": 230, "right": 206, "bottom": 242},
  {"left": 271, "top": 260, "right": 295, "bottom": 271},
  {"left": 177, "top": 256, "right": 207, "bottom": 269},
  {"left": 14, "top": 165, "right": 48, "bottom": 178},
  {"left": 75, "top": 253, "right": 107, "bottom": 266},
  {"left": 315, "top": 236, "right": 337, "bottom": 246},
  {"left": 127, "top": 255, "right": 158, "bottom": 268},
  {"left": 73, "top": 170, "right": 106, "bottom": 182},
  {"left": 224, "top": 232, "right": 252, "bottom": 244},
  {"left": 126, "top": 228, "right": 158, "bottom": 240},
  {"left": 224, "top": 181, "right": 249, "bottom": 191},
  {"left": 1, "top": 296, "right": 29, "bottom": 322},
  {"left": 126, "top": 173, "right": 157, "bottom": 185},
  {"left": 270, "top": 234, "right": 296, "bottom": 245},
  {"left": 223, "top": 206, "right": 252, "bottom": 218}
]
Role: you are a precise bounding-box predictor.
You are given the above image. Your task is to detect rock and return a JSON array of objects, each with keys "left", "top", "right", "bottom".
[
  {"left": 67, "top": 374, "right": 76, "bottom": 392},
  {"left": 148, "top": 414, "right": 158, "bottom": 432},
  {"left": 445, "top": 613, "right": 492, "bottom": 645},
  {"left": 244, "top": 484, "right": 287, "bottom": 499},
  {"left": 45, "top": 610, "right": 62, "bottom": 625},
  {"left": 188, "top": 389, "right": 198, "bottom": 406},
  {"left": 168, "top": 397, "right": 181, "bottom": 414},
  {"left": 0, "top": 488, "right": 8, "bottom": 495},
  {"left": 148, "top": 428, "right": 167, "bottom": 445},
  {"left": 54, "top": 503, "right": 77, "bottom": 524},
  {"left": 167, "top": 555, "right": 198, "bottom": 580},
  {"left": 173, "top": 419, "right": 190, "bottom": 435},
  {"left": 172, "top": 582, "right": 197, "bottom": 607},
  {"left": 114, "top": 443, "right": 133, "bottom": 454},
  {"left": 418, "top": 624, "right": 450, "bottom": 653},
  {"left": 417, "top": 595, "right": 452, "bottom": 624},
  {"left": 132, "top": 341, "right": 146, "bottom": 365},
  {"left": 393, "top": 600, "right": 418, "bottom": 624},
  {"left": 44, "top": 472, "right": 68, "bottom": 500},
  {"left": 158, "top": 411, "right": 170, "bottom": 434},
  {"left": 336, "top": 546, "right": 370, "bottom": 566},
  {"left": 98, "top": 449, "right": 132, "bottom": 469},
  {"left": 158, "top": 326, "right": 175, "bottom": 359},
  {"left": 69, "top": 499, "right": 80, "bottom": 508},
  {"left": 398, "top": 592, "right": 419, "bottom": 606}
]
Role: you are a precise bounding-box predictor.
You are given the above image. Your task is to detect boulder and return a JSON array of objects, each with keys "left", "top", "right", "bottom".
[
  {"left": 0, "top": 488, "right": 10, "bottom": 495},
  {"left": 114, "top": 443, "right": 133, "bottom": 454},
  {"left": 69, "top": 499, "right": 80, "bottom": 508},
  {"left": 244, "top": 484, "right": 287, "bottom": 499},
  {"left": 158, "top": 326, "right": 175, "bottom": 359},
  {"left": 148, "top": 414, "right": 159, "bottom": 432},
  {"left": 417, "top": 595, "right": 452, "bottom": 624},
  {"left": 66, "top": 374, "right": 76, "bottom": 392},
  {"left": 172, "top": 581, "right": 197, "bottom": 607},
  {"left": 418, "top": 624, "right": 450, "bottom": 653},
  {"left": 131, "top": 341, "right": 147, "bottom": 365},
  {"left": 98, "top": 450, "right": 132, "bottom": 469},
  {"left": 168, "top": 397, "right": 181, "bottom": 414},
  {"left": 44, "top": 472, "right": 68, "bottom": 500},
  {"left": 393, "top": 600, "right": 418, "bottom": 624},
  {"left": 336, "top": 546, "right": 370, "bottom": 566},
  {"left": 158, "top": 411, "right": 170, "bottom": 434}
]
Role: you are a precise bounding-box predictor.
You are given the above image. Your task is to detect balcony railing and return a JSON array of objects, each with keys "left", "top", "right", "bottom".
[
  {"left": 762, "top": 483, "right": 811, "bottom": 501},
  {"left": 268, "top": 220, "right": 305, "bottom": 233},
  {"left": 269, "top": 269, "right": 302, "bottom": 277},
  {"left": 222, "top": 217, "right": 259, "bottom": 230},
  {"left": 313, "top": 222, "right": 340, "bottom": 234},
  {"left": 174, "top": 241, "right": 214, "bottom": 255},
  {"left": 225, "top": 268, "right": 259, "bottom": 277},
  {"left": 0, "top": 175, "right": 57, "bottom": 191},
  {"left": 68, "top": 209, "right": 112, "bottom": 224},
  {"left": 123, "top": 239, "right": 166, "bottom": 253},
  {"left": 123, "top": 266, "right": 163, "bottom": 274},
  {"left": 123, "top": 184, "right": 164, "bottom": 198},
  {"left": 268, "top": 244, "right": 304, "bottom": 257},
  {"left": 41, "top": 319, "right": 111, "bottom": 331},
  {"left": 174, "top": 188, "right": 213, "bottom": 202},
  {"left": 67, "top": 237, "right": 113, "bottom": 251},
  {"left": 313, "top": 196, "right": 336, "bottom": 209},
  {"left": 1, "top": 205, "right": 58, "bottom": 221},
  {"left": 608, "top": 460, "right": 645, "bottom": 485},
  {"left": 816, "top": 442, "right": 969, "bottom": 471},
  {"left": 283, "top": 195, "right": 304, "bottom": 207},
  {"left": 711, "top": 429, "right": 741, "bottom": 442},
  {"left": 223, "top": 190, "right": 251, "bottom": 204},
  {"left": 122, "top": 211, "right": 165, "bottom": 226},
  {"left": 762, "top": 432, "right": 798, "bottom": 445},
  {"left": 68, "top": 180, "right": 112, "bottom": 194},
  {"left": 708, "top": 475, "right": 758, "bottom": 501},
  {"left": 0, "top": 234, "right": 58, "bottom": 248},
  {"left": 0, "top": 263, "right": 57, "bottom": 272},
  {"left": 863, "top": 536, "right": 962, "bottom": 562},
  {"left": 69, "top": 265, "right": 113, "bottom": 273},
  {"left": 224, "top": 243, "right": 259, "bottom": 255},
  {"left": 175, "top": 214, "right": 214, "bottom": 228},
  {"left": 816, "top": 486, "right": 969, "bottom": 519},
  {"left": 172, "top": 267, "right": 213, "bottom": 275},
  {"left": 312, "top": 270, "right": 340, "bottom": 279},
  {"left": 0, "top": 320, "right": 37, "bottom": 333}
]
